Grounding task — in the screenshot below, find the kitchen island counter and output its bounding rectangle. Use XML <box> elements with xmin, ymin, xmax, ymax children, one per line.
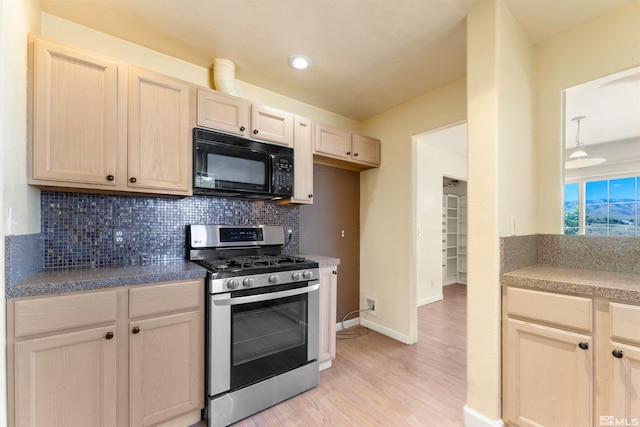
<box><xmin>6</xmin><ymin>261</ymin><xmax>207</xmax><ymax>298</ymax></box>
<box><xmin>502</xmin><ymin>264</ymin><xmax>640</xmax><ymax>303</ymax></box>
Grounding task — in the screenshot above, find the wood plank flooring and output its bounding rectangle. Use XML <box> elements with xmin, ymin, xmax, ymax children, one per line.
<box><xmin>233</xmin><ymin>283</ymin><xmax>467</xmax><ymax>426</ymax></box>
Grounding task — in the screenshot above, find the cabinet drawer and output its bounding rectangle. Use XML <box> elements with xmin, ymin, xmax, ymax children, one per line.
<box><xmin>610</xmin><ymin>302</ymin><xmax>640</xmax><ymax>344</ymax></box>
<box><xmin>14</xmin><ymin>290</ymin><xmax>117</xmax><ymax>337</ymax></box>
<box><xmin>129</xmin><ymin>280</ymin><xmax>202</xmax><ymax>318</ymax></box>
<box><xmin>507</xmin><ymin>287</ymin><xmax>592</xmax><ymax>332</ymax></box>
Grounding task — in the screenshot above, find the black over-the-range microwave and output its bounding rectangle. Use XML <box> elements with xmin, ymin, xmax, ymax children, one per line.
<box><xmin>193</xmin><ymin>127</ymin><xmax>294</xmax><ymax>200</ymax></box>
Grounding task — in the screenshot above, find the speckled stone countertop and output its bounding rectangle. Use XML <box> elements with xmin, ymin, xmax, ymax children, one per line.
<box><xmin>7</xmin><ymin>261</ymin><xmax>207</xmax><ymax>299</ymax></box>
<box><xmin>502</xmin><ymin>265</ymin><xmax>640</xmax><ymax>303</ymax></box>
<box><xmin>300</xmin><ymin>254</ymin><xmax>341</xmax><ymax>268</ymax></box>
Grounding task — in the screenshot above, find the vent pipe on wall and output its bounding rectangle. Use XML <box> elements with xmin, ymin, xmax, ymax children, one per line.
<box><xmin>212</xmin><ymin>58</ymin><xmax>241</xmax><ymax>97</ymax></box>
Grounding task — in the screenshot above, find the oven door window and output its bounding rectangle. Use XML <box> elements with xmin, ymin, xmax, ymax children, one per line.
<box><xmin>230</xmin><ymin>289</ymin><xmax>309</xmax><ymax>390</ymax></box>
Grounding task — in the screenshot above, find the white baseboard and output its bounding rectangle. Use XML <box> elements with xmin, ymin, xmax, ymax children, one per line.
<box><xmin>360</xmin><ymin>318</ymin><xmax>411</xmax><ymax>344</ymax></box>
<box><xmin>417</xmin><ymin>294</ymin><xmax>443</xmax><ymax>307</ymax></box>
<box><xmin>463</xmin><ymin>405</ymin><xmax>504</xmax><ymax>427</ymax></box>
<box><xmin>336</xmin><ymin>316</ymin><xmax>360</xmax><ymax>332</ymax></box>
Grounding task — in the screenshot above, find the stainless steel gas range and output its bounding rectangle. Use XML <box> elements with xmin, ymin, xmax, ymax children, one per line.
<box><xmin>187</xmin><ymin>224</ymin><xmax>320</xmax><ymax>427</ymax></box>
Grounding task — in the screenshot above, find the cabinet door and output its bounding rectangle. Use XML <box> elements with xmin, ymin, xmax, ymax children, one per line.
<box><xmin>318</xmin><ymin>267</ymin><xmax>337</xmax><ymax>369</ymax></box>
<box><xmin>31</xmin><ymin>38</ymin><xmax>118</xmax><ymax>187</ymax></box>
<box><xmin>129</xmin><ymin>311</ymin><xmax>201</xmax><ymax>427</ymax></box>
<box><xmin>351</xmin><ymin>133</ymin><xmax>381</xmax><ymax>166</ymax></box>
<box><xmin>504</xmin><ymin>318</ymin><xmax>593</xmax><ymax>427</ymax></box>
<box><xmin>127</xmin><ymin>67</ymin><xmax>191</xmax><ymax>194</ymax></box>
<box><xmin>251</xmin><ymin>104</ymin><xmax>294</xmax><ymax>146</ymax></box>
<box><xmin>15</xmin><ymin>326</ymin><xmax>117</xmax><ymax>427</ymax></box>
<box><xmin>610</xmin><ymin>342</ymin><xmax>640</xmax><ymax>419</ymax></box>
<box><xmin>315</xmin><ymin>123</ymin><xmax>351</xmax><ymax>159</ymax></box>
<box><xmin>291</xmin><ymin>116</ymin><xmax>314</xmax><ymax>204</ymax></box>
<box><xmin>196</xmin><ymin>88</ymin><xmax>250</xmax><ymax>137</ymax></box>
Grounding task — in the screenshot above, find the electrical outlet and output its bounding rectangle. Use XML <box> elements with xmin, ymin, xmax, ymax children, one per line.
<box><xmin>364</xmin><ymin>296</ymin><xmax>377</xmax><ymax>317</ymax></box>
<box><xmin>113</xmin><ymin>229</ymin><xmax>126</xmax><ymax>245</ymax></box>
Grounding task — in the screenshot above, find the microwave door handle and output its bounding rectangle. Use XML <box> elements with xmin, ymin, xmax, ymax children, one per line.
<box><xmin>213</xmin><ymin>282</ymin><xmax>320</xmax><ymax>306</ymax></box>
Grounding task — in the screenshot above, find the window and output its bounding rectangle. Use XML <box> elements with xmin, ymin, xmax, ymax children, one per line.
<box><xmin>565</xmin><ymin>177</ymin><xmax>639</xmax><ymax>236</ymax></box>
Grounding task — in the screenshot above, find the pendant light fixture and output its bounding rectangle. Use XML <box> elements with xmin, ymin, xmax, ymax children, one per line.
<box><xmin>565</xmin><ymin>116</ymin><xmax>606</xmax><ymax>169</ymax></box>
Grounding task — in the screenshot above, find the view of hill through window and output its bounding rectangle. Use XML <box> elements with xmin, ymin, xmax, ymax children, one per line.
<box><xmin>564</xmin><ymin>177</ymin><xmax>639</xmax><ymax>236</ymax></box>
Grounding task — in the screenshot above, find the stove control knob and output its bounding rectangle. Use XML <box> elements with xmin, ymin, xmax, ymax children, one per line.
<box><xmin>227</xmin><ymin>279</ymin><xmax>240</xmax><ymax>290</ymax></box>
<box><xmin>291</xmin><ymin>272</ymin><xmax>302</xmax><ymax>281</ymax></box>
<box><xmin>269</xmin><ymin>275</ymin><xmax>279</xmax><ymax>285</ymax></box>
<box><xmin>242</xmin><ymin>278</ymin><xmax>254</xmax><ymax>288</ymax></box>
<box><xmin>303</xmin><ymin>271</ymin><xmax>313</xmax><ymax>280</ymax></box>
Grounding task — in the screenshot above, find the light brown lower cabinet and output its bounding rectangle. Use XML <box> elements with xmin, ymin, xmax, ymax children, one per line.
<box><xmin>8</xmin><ymin>279</ymin><xmax>204</xmax><ymax>427</ymax></box>
<box><xmin>503</xmin><ymin>286</ymin><xmax>640</xmax><ymax>427</ymax></box>
<box><xmin>318</xmin><ymin>266</ymin><xmax>337</xmax><ymax>370</ymax></box>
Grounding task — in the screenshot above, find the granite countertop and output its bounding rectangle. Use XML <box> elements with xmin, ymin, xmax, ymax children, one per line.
<box><xmin>7</xmin><ymin>261</ymin><xmax>208</xmax><ymax>299</ymax></box>
<box><xmin>300</xmin><ymin>254</ymin><xmax>341</xmax><ymax>268</ymax></box>
<box><xmin>502</xmin><ymin>264</ymin><xmax>640</xmax><ymax>303</ymax></box>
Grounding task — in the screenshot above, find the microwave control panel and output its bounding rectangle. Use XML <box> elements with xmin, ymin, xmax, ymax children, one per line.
<box><xmin>273</xmin><ymin>157</ymin><xmax>293</xmax><ymax>195</ymax></box>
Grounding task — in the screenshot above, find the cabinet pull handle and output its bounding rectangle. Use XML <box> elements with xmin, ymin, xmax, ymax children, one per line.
<box><xmin>132</xmin><ymin>326</ymin><xmax>140</xmax><ymax>334</ymax></box>
<box><xmin>130</xmin><ymin>177</ymin><xmax>137</xmax><ymax>183</ymax></box>
<box><xmin>578</xmin><ymin>342</ymin><xmax>589</xmax><ymax>350</ymax></box>
<box><xmin>106</xmin><ymin>175</ymin><xmax>115</xmax><ymax>181</ymax></box>
<box><xmin>240</xmin><ymin>126</ymin><xmax>246</xmax><ymax>132</ymax></box>
<box><xmin>105</xmin><ymin>331</ymin><xmax>114</xmax><ymax>340</ymax></box>
<box><xmin>612</xmin><ymin>349</ymin><xmax>624</xmax><ymax>358</ymax></box>
<box><xmin>253</xmin><ymin>129</ymin><xmax>259</xmax><ymax>135</ymax></box>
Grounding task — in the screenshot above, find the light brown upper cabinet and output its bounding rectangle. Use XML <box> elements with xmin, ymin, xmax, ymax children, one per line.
<box><xmin>196</xmin><ymin>88</ymin><xmax>294</xmax><ymax>146</ymax></box>
<box><xmin>28</xmin><ymin>37</ymin><xmax>192</xmax><ymax>196</ymax></box>
<box><xmin>29</xmin><ymin>37</ymin><xmax>119</xmax><ymax>188</ymax></box>
<box><xmin>291</xmin><ymin>116</ymin><xmax>314</xmax><ymax>204</ymax></box>
<box><xmin>127</xmin><ymin>67</ymin><xmax>191</xmax><ymax>194</ymax></box>
<box><xmin>196</xmin><ymin>88</ymin><xmax>250</xmax><ymax>137</ymax></box>
<box><xmin>314</xmin><ymin>123</ymin><xmax>381</xmax><ymax>170</ymax></box>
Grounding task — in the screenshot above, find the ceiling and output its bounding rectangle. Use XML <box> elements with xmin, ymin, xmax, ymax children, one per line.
<box><xmin>38</xmin><ymin>0</ymin><xmax>637</xmax><ymax>121</ymax></box>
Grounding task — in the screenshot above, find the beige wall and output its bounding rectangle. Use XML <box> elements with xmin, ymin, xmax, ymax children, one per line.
<box><xmin>535</xmin><ymin>1</ymin><xmax>640</xmax><ymax>233</ymax></box>
<box><xmin>360</xmin><ymin>79</ymin><xmax>467</xmax><ymax>343</ymax></box>
<box><xmin>1</xmin><ymin>0</ymin><xmax>42</xmax><ymax>423</ymax></box>
<box><xmin>466</xmin><ymin>0</ymin><xmax>536</xmax><ymax>423</ymax></box>
<box><xmin>42</xmin><ymin>14</ymin><xmax>362</xmax><ymax>135</ymax></box>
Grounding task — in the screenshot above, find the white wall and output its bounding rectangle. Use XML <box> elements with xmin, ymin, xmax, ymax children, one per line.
<box><xmin>465</xmin><ymin>1</ymin><xmax>536</xmax><ymax>425</ymax></box>
<box><xmin>414</xmin><ymin>122</ymin><xmax>467</xmax><ymax>306</ymax></box>
<box><xmin>1</xmin><ymin>0</ymin><xmax>42</xmax><ymax>423</ymax></box>
<box><xmin>535</xmin><ymin>1</ymin><xmax>640</xmax><ymax>233</ymax></box>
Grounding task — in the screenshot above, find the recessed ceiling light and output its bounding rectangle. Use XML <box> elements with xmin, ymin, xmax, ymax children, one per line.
<box><xmin>288</xmin><ymin>55</ymin><xmax>312</xmax><ymax>70</ymax></box>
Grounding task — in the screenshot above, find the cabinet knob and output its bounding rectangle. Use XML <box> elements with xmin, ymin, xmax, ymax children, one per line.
<box><xmin>612</xmin><ymin>349</ymin><xmax>624</xmax><ymax>359</ymax></box>
<box><xmin>354</xmin><ymin>153</ymin><xmax>359</xmax><ymax>157</ymax></box>
<box><xmin>106</xmin><ymin>175</ymin><xmax>115</xmax><ymax>181</ymax></box>
<box><xmin>578</xmin><ymin>342</ymin><xmax>589</xmax><ymax>350</ymax></box>
<box><xmin>240</xmin><ymin>126</ymin><xmax>246</xmax><ymax>132</ymax></box>
<box><xmin>132</xmin><ymin>326</ymin><xmax>140</xmax><ymax>334</ymax></box>
<box><xmin>308</xmin><ymin>194</ymin><xmax>313</xmax><ymax>198</ymax></box>
<box><xmin>130</xmin><ymin>177</ymin><xmax>137</xmax><ymax>183</ymax></box>
<box><xmin>346</xmin><ymin>151</ymin><xmax>351</xmax><ymax>155</ymax></box>
<box><xmin>105</xmin><ymin>331</ymin><xmax>114</xmax><ymax>340</ymax></box>
<box><xmin>333</xmin><ymin>270</ymin><xmax>337</xmax><ymax>275</ymax></box>
<box><xmin>253</xmin><ymin>129</ymin><xmax>259</xmax><ymax>135</ymax></box>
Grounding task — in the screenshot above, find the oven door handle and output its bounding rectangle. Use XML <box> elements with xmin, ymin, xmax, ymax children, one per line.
<box><xmin>213</xmin><ymin>282</ymin><xmax>320</xmax><ymax>306</ymax></box>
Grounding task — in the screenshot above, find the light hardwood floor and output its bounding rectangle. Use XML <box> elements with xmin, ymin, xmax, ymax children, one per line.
<box><xmin>233</xmin><ymin>283</ymin><xmax>467</xmax><ymax>426</ymax></box>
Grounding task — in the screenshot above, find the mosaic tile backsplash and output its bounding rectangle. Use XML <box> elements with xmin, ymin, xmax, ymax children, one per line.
<box><xmin>41</xmin><ymin>192</ymin><xmax>299</xmax><ymax>269</ymax></box>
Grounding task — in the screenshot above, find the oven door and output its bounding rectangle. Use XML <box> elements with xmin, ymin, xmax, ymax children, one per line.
<box><xmin>208</xmin><ymin>281</ymin><xmax>320</xmax><ymax>396</ymax></box>
<box><xmin>194</xmin><ymin>139</ymin><xmax>272</xmax><ymax>195</ymax></box>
